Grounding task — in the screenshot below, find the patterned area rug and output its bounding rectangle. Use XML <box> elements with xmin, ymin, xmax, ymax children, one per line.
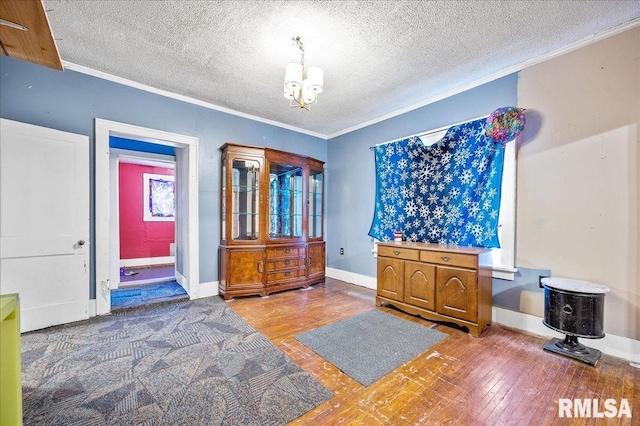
<box><xmin>295</xmin><ymin>310</ymin><xmax>447</xmax><ymax>386</ymax></box>
<box><xmin>22</xmin><ymin>297</ymin><xmax>332</xmax><ymax>425</ymax></box>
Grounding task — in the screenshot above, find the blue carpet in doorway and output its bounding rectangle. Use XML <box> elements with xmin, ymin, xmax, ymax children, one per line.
<box><xmin>111</xmin><ymin>281</ymin><xmax>188</xmax><ymax>310</ymax></box>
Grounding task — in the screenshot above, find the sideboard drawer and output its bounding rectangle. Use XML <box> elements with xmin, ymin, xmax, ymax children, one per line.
<box><xmin>266</xmin><ymin>258</ymin><xmax>304</xmax><ymax>271</ymax></box>
<box><xmin>266</xmin><ymin>268</ymin><xmax>305</xmax><ymax>283</ymax></box>
<box><xmin>420</xmin><ymin>251</ymin><xmax>476</xmax><ymax>269</ymax></box>
<box><xmin>378</xmin><ymin>246</ymin><xmax>419</xmax><ymax>261</ymax></box>
<box><xmin>267</xmin><ymin>246</ymin><xmax>305</xmax><ymax>259</ymax></box>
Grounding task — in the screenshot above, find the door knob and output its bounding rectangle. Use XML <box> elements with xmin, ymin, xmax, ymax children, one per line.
<box><xmin>77</xmin><ymin>240</ymin><xmax>86</xmax><ymax>246</ymax></box>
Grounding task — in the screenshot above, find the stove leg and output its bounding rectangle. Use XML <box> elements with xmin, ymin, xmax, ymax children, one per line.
<box><xmin>543</xmin><ymin>335</ymin><xmax>602</xmax><ymax>366</ymax></box>
<box><xmin>557</xmin><ymin>335</ymin><xmax>590</xmax><ymax>354</ymax></box>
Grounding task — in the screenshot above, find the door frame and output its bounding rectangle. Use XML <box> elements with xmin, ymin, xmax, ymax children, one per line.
<box><xmin>95</xmin><ymin>119</ymin><xmax>199</xmax><ymax>315</ymax></box>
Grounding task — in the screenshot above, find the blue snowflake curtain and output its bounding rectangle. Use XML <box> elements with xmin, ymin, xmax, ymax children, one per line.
<box><xmin>368</xmin><ymin>118</ymin><xmax>505</xmax><ymax>248</ymax></box>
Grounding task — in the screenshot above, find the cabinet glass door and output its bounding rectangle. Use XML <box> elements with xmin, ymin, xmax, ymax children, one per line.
<box><xmin>231</xmin><ymin>158</ymin><xmax>260</xmax><ymax>241</ymax></box>
<box><xmin>308</xmin><ymin>168</ymin><xmax>323</xmax><ymax>239</ymax></box>
<box><xmin>269</xmin><ymin>163</ymin><xmax>303</xmax><ymax>239</ymax></box>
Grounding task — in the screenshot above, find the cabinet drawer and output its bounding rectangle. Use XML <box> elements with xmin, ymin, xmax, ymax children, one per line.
<box><xmin>267</xmin><ymin>247</ymin><xmax>305</xmax><ymax>259</ymax></box>
<box><xmin>378</xmin><ymin>246</ymin><xmax>419</xmax><ymax>261</ymax></box>
<box><xmin>266</xmin><ymin>268</ymin><xmax>305</xmax><ymax>283</ymax></box>
<box><xmin>266</xmin><ymin>258</ymin><xmax>304</xmax><ymax>271</ymax></box>
<box><xmin>420</xmin><ymin>251</ymin><xmax>476</xmax><ymax>269</ymax></box>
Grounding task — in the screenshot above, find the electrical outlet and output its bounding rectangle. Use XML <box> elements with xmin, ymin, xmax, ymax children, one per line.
<box><xmin>340</xmin><ymin>248</ymin><xmax>344</xmax><ymax>255</ymax></box>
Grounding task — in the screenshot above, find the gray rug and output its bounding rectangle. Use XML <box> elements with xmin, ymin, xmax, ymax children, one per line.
<box><xmin>295</xmin><ymin>310</ymin><xmax>447</xmax><ymax>386</ymax></box>
<box><xmin>22</xmin><ymin>297</ymin><xmax>332</xmax><ymax>425</ymax></box>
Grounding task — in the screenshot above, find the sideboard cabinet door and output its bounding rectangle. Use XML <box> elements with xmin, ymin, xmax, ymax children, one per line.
<box><xmin>377</xmin><ymin>257</ymin><xmax>404</xmax><ymax>302</ymax></box>
<box><xmin>404</xmin><ymin>261</ymin><xmax>436</xmax><ymax>311</ymax></box>
<box><xmin>436</xmin><ymin>266</ymin><xmax>477</xmax><ymax>323</ymax></box>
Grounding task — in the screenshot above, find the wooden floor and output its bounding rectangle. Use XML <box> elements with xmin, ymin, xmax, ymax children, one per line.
<box><xmin>226</xmin><ymin>278</ymin><xmax>638</xmax><ymax>425</ymax></box>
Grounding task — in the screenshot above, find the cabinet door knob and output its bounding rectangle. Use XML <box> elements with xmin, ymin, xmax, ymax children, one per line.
<box><xmin>284</xmin><ymin>248</ymin><xmax>292</xmax><ymax>254</ymax></box>
<box><xmin>393</xmin><ymin>250</ymin><xmax>400</xmax><ymax>255</ymax></box>
<box><xmin>284</xmin><ymin>259</ymin><xmax>291</xmax><ymax>265</ymax></box>
<box><xmin>308</xmin><ymin>257</ymin><xmax>311</xmax><ymax>266</ymax></box>
<box><xmin>284</xmin><ymin>271</ymin><xmax>291</xmax><ymax>276</ymax></box>
<box><xmin>441</xmin><ymin>256</ymin><xmax>451</xmax><ymax>262</ymax></box>
<box><xmin>258</xmin><ymin>261</ymin><xmax>264</xmax><ymax>273</ymax></box>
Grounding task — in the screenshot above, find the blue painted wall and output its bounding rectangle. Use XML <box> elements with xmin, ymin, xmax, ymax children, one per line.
<box><xmin>326</xmin><ymin>74</ymin><xmax>519</xmax><ymax>278</ymax></box>
<box><xmin>0</xmin><ymin>53</ymin><xmax>517</xmax><ymax>300</ymax></box>
<box><xmin>0</xmin><ymin>55</ymin><xmax>326</xmax><ymax>298</ymax></box>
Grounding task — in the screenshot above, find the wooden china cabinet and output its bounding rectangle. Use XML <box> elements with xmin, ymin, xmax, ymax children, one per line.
<box><xmin>218</xmin><ymin>143</ymin><xmax>325</xmax><ymax>299</ymax></box>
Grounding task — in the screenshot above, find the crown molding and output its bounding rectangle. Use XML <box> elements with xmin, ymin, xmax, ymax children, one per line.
<box><xmin>327</xmin><ymin>18</ymin><xmax>640</xmax><ymax>139</ymax></box>
<box><xmin>62</xmin><ymin>17</ymin><xmax>639</xmax><ymax>142</ymax></box>
<box><xmin>62</xmin><ymin>61</ymin><xmax>328</xmax><ymax>139</ymax></box>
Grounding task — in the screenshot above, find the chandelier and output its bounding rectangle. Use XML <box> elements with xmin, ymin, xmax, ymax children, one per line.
<box><xmin>283</xmin><ymin>36</ymin><xmax>323</xmax><ymax>110</ymax></box>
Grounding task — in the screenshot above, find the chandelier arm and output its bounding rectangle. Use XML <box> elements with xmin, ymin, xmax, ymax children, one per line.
<box><xmin>290</xmin><ymin>90</ymin><xmax>310</xmax><ymax>110</ymax></box>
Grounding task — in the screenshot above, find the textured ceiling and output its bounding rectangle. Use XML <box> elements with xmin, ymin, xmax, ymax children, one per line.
<box><xmin>42</xmin><ymin>1</ymin><xmax>640</xmax><ymax>138</ymax></box>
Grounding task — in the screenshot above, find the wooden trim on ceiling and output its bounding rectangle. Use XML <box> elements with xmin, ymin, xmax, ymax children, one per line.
<box><xmin>0</xmin><ymin>0</ymin><xmax>63</xmax><ymax>71</ymax></box>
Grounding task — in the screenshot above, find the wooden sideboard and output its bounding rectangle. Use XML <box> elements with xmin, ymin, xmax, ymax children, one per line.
<box><xmin>376</xmin><ymin>241</ymin><xmax>492</xmax><ymax>336</ymax></box>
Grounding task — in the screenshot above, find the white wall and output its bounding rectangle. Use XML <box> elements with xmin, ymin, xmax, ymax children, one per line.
<box><xmin>517</xmin><ymin>27</ymin><xmax>640</xmax><ymax>340</ymax></box>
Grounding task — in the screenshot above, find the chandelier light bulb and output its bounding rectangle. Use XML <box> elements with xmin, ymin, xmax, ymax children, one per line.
<box><xmin>284</xmin><ymin>62</ymin><xmax>302</xmax><ymax>91</ymax></box>
<box><xmin>306</xmin><ymin>67</ymin><xmax>323</xmax><ymax>94</ymax></box>
<box><xmin>302</xmin><ymin>79</ymin><xmax>316</xmax><ymax>104</ymax></box>
<box><xmin>283</xmin><ymin>85</ymin><xmax>294</xmax><ymax>100</ymax></box>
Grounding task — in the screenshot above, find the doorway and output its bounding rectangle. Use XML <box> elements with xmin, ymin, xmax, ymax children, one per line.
<box><xmin>95</xmin><ymin>119</ymin><xmax>199</xmax><ymax>316</ymax></box>
<box><xmin>110</xmin><ymin>148</ymin><xmax>187</xmax><ymax>310</ymax></box>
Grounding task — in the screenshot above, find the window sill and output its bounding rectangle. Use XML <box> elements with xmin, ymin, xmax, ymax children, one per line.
<box><xmin>492</xmin><ymin>265</ymin><xmax>517</xmax><ymax>281</ymax></box>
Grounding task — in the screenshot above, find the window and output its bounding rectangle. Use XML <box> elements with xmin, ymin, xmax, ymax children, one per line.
<box><xmin>372</xmin><ymin>124</ymin><xmax>517</xmax><ymax>280</ymax></box>
<box><xmin>491</xmin><ymin>140</ymin><xmax>516</xmax><ymax>280</ymax></box>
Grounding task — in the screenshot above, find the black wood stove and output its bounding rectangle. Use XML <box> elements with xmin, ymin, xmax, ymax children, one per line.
<box><xmin>541</xmin><ymin>277</ymin><xmax>610</xmax><ymax>366</ymax></box>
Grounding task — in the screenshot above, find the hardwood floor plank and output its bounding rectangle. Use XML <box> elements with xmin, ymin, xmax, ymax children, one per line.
<box><xmin>224</xmin><ymin>278</ymin><xmax>637</xmax><ymax>425</ymax></box>
<box><xmin>504</xmin><ymin>355</ymin><xmax>563</xmax><ymax>425</ymax></box>
<box><xmin>525</xmin><ymin>357</ymin><xmax>574</xmax><ymax>425</ymax></box>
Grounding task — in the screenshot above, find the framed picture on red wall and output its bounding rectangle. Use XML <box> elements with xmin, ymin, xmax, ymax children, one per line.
<box><xmin>143</xmin><ymin>173</ymin><xmax>175</xmax><ymax>221</ymax></box>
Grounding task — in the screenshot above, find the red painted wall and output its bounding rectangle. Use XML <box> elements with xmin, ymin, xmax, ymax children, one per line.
<box><xmin>119</xmin><ymin>163</ymin><xmax>175</xmax><ymax>259</ymax></box>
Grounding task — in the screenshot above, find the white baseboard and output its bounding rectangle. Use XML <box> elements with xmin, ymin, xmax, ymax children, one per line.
<box><xmin>327</xmin><ymin>268</ymin><xmax>640</xmax><ymax>364</ymax></box>
<box><xmin>175</xmin><ymin>270</ymin><xmax>186</xmax><ymax>288</ymax></box>
<box><xmin>198</xmin><ymin>281</ymin><xmax>219</xmax><ymax>299</ymax></box>
<box><xmin>176</xmin><ymin>273</ymin><xmax>218</xmax><ymax>299</ymax></box>
<box><xmin>492</xmin><ymin>307</ymin><xmax>640</xmax><ymax>364</ymax></box>
<box><xmin>120</xmin><ymin>256</ymin><xmax>175</xmax><ymax>268</ymax></box>
<box><xmin>326</xmin><ymin>267</ymin><xmax>377</xmax><ymax>290</ymax></box>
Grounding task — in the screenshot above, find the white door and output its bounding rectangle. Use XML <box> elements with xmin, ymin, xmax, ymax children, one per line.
<box><xmin>0</xmin><ymin>119</ymin><xmax>89</xmax><ymax>332</ymax></box>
